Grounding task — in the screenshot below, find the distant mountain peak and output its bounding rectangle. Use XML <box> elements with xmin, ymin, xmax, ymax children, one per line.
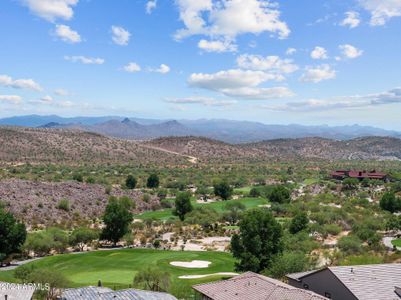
<box><xmin>122</xmin><ymin>117</ymin><xmax>131</xmax><ymax>124</ymax></box>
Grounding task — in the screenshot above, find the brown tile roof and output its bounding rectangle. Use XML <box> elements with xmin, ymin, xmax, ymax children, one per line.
<box><xmin>192</xmin><ymin>272</ymin><xmax>328</xmax><ymax>300</ymax></box>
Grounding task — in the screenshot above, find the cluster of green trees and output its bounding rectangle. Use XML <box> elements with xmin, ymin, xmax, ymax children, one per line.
<box><xmin>250</xmin><ymin>185</ymin><xmax>291</xmax><ymax>203</ymax></box>
<box><xmin>24</xmin><ymin>227</ymin><xmax>100</xmax><ymax>256</ymax></box>
<box><xmin>380</xmin><ymin>192</ymin><xmax>401</xmax><ymax>213</ymax></box>
<box><xmin>0</xmin><ymin>204</ymin><xmax>27</xmax><ymax>264</ymax></box>
<box><xmin>230</xmin><ymin>208</ymin><xmax>312</xmax><ymax>279</ymax></box>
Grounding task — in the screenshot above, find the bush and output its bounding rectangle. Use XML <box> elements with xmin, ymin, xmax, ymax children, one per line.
<box><xmin>337</xmin><ymin>235</ymin><xmax>362</xmax><ymax>255</ymax></box>
<box><xmin>126</xmin><ymin>175</ymin><xmax>137</xmax><ymax>189</ymax></box>
<box><xmin>289</xmin><ymin>212</ymin><xmax>309</xmax><ymax>234</ymax></box>
<box><xmin>57</xmin><ymin>199</ymin><xmax>70</xmax><ymax>211</ymax></box>
<box><xmin>264</xmin><ymin>251</ymin><xmax>310</xmax><ymax>279</ymax></box>
<box><xmin>269</xmin><ymin>185</ymin><xmax>291</xmax><ymax>204</ymax></box>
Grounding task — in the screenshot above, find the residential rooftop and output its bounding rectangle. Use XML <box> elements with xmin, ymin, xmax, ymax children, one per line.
<box><xmin>192</xmin><ymin>272</ymin><xmax>328</xmax><ymax>300</ymax></box>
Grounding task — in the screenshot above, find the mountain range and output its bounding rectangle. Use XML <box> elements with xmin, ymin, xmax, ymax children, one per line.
<box><xmin>1</xmin><ymin>115</ymin><xmax>400</xmax><ymax>143</ymax></box>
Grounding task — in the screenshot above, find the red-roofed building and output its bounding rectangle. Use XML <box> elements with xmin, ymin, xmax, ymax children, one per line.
<box><xmin>330</xmin><ymin>170</ymin><xmax>388</xmax><ymax>181</ymax></box>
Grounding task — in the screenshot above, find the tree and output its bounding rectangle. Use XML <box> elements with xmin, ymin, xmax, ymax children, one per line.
<box><xmin>265</xmin><ymin>251</ymin><xmax>309</xmax><ymax>279</ymax></box>
<box><xmin>126</xmin><ymin>175</ymin><xmax>137</xmax><ymax>189</ymax></box>
<box><xmin>222</xmin><ymin>202</ymin><xmax>246</xmax><ymax>224</ymax></box>
<box><xmin>231</xmin><ymin>208</ymin><xmax>283</xmax><ymax>272</ymax></box>
<box><xmin>133</xmin><ymin>266</ymin><xmax>171</xmax><ymax>292</ymax></box>
<box><xmin>185</xmin><ymin>207</ymin><xmax>219</xmax><ymax>229</ymax></box>
<box><xmin>101</xmin><ymin>197</ymin><xmax>133</xmax><ymax>245</ymax></box>
<box><xmin>0</xmin><ymin>206</ymin><xmax>27</xmax><ymax>263</ymax></box>
<box><xmin>342</xmin><ymin>178</ymin><xmax>359</xmax><ymax>190</ymax></box>
<box><xmin>289</xmin><ymin>212</ymin><xmax>309</xmax><ymax>234</ymax></box>
<box><xmin>269</xmin><ymin>185</ymin><xmax>291</xmax><ymax>203</ymax></box>
<box><xmin>147</xmin><ymin>174</ymin><xmax>160</xmax><ymax>188</ymax></box>
<box><xmin>28</xmin><ymin>268</ymin><xmax>70</xmax><ymax>300</ymax></box>
<box><xmin>70</xmin><ymin>227</ymin><xmax>99</xmax><ymax>251</ymax></box>
<box><xmin>380</xmin><ymin>192</ymin><xmax>401</xmax><ymax>213</ymax></box>
<box><xmin>173</xmin><ymin>192</ymin><xmax>193</xmax><ymax>221</ymax></box>
<box><xmin>214</xmin><ymin>180</ymin><xmax>233</xmax><ymax>200</ymax></box>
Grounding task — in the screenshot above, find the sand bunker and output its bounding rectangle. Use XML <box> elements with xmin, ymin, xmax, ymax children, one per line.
<box><xmin>170</xmin><ymin>260</ymin><xmax>211</xmax><ymax>268</ymax></box>
<box><xmin>179</xmin><ymin>272</ymin><xmax>239</xmax><ymax>279</ymax></box>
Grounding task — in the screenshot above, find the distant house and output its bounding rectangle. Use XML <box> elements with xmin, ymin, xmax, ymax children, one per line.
<box><xmin>330</xmin><ymin>170</ymin><xmax>388</xmax><ymax>181</ymax></box>
<box><xmin>192</xmin><ymin>272</ymin><xmax>328</xmax><ymax>300</ymax></box>
<box><xmin>286</xmin><ymin>263</ymin><xmax>401</xmax><ymax>300</ymax></box>
<box><xmin>0</xmin><ymin>282</ymin><xmax>35</xmax><ymax>300</ymax></box>
<box><xmin>59</xmin><ymin>286</ymin><xmax>177</xmax><ymax>300</ymax></box>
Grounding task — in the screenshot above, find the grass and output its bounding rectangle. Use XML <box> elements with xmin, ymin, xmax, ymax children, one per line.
<box><xmin>303</xmin><ymin>178</ymin><xmax>319</xmax><ymax>185</ymax></box>
<box><xmin>233</xmin><ymin>186</ymin><xmax>252</xmax><ymax>194</ymax></box>
<box><xmin>136</xmin><ymin>197</ymin><xmax>269</xmax><ymax>221</ymax></box>
<box><xmin>0</xmin><ymin>249</ymin><xmax>235</xmax><ymax>297</ymax></box>
<box><xmin>391</xmin><ymin>239</ymin><xmax>401</xmax><ymax>247</ymax></box>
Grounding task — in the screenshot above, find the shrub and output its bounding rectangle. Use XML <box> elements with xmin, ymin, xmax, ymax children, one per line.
<box><xmin>57</xmin><ymin>199</ymin><xmax>70</xmax><ymax>211</ymax></box>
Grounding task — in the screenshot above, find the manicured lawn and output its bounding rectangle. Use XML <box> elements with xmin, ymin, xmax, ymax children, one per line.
<box><xmin>136</xmin><ymin>197</ymin><xmax>269</xmax><ymax>221</ymax></box>
<box><xmin>0</xmin><ymin>249</ymin><xmax>235</xmax><ymax>297</ymax></box>
<box><xmin>234</xmin><ymin>186</ymin><xmax>252</xmax><ymax>194</ymax></box>
<box><xmin>391</xmin><ymin>239</ymin><xmax>401</xmax><ymax>247</ymax></box>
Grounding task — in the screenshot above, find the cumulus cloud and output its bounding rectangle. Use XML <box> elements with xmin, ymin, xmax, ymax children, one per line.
<box><xmin>236</xmin><ymin>54</ymin><xmax>298</xmax><ymax>74</ymax></box>
<box><xmin>0</xmin><ymin>95</ymin><xmax>22</xmax><ymax>104</ymax></box>
<box><xmin>359</xmin><ymin>0</ymin><xmax>401</xmax><ymax>26</ymax></box>
<box><xmin>340</xmin><ymin>11</ymin><xmax>361</xmax><ymax>28</ymax></box>
<box><xmin>300</xmin><ymin>64</ymin><xmax>336</xmax><ymax>83</ymax></box>
<box><xmin>0</xmin><ymin>74</ymin><xmax>43</xmax><ymax>91</ymax></box>
<box><xmin>111</xmin><ymin>26</ymin><xmax>130</xmax><ymax>46</ymax></box>
<box><xmin>198</xmin><ymin>39</ymin><xmax>237</xmax><ymax>53</ymax></box>
<box><xmin>54</xmin><ymin>24</ymin><xmax>81</xmax><ymax>43</ymax></box>
<box><xmin>146</xmin><ymin>0</ymin><xmax>157</xmax><ymax>14</ymax></box>
<box><xmin>263</xmin><ymin>87</ymin><xmax>401</xmax><ymax>112</ymax></box>
<box><xmin>22</xmin><ymin>0</ymin><xmax>78</xmax><ymax>22</ymax></box>
<box><xmin>310</xmin><ymin>46</ymin><xmax>328</xmax><ymax>60</ymax></box>
<box><xmin>54</xmin><ymin>88</ymin><xmax>70</xmax><ymax>96</ymax></box>
<box><xmin>339</xmin><ymin>44</ymin><xmax>363</xmax><ymax>59</ymax></box>
<box><xmin>150</xmin><ymin>64</ymin><xmax>171</xmax><ymax>74</ymax></box>
<box><xmin>165</xmin><ymin>96</ymin><xmax>237</xmax><ymax>107</ymax></box>
<box><xmin>29</xmin><ymin>95</ymin><xmax>54</xmax><ymax>104</ymax></box>
<box><xmin>175</xmin><ymin>0</ymin><xmax>290</xmax><ymax>49</ymax></box>
<box><xmin>123</xmin><ymin>62</ymin><xmax>141</xmax><ymax>73</ymax></box>
<box><xmin>188</xmin><ymin>69</ymin><xmax>294</xmax><ymax>99</ymax></box>
<box><xmin>64</xmin><ymin>55</ymin><xmax>105</xmax><ymax>64</ymax></box>
<box><xmin>286</xmin><ymin>48</ymin><xmax>296</xmax><ymax>55</ymax></box>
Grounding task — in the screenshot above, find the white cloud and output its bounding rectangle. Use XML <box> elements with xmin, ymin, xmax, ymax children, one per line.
<box><xmin>300</xmin><ymin>64</ymin><xmax>336</xmax><ymax>83</ymax></box>
<box><xmin>55</xmin><ymin>24</ymin><xmax>81</xmax><ymax>43</ymax></box>
<box><xmin>286</xmin><ymin>48</ymin><xmax>296</xmax><ymax>55</ymax></box>
<box><xmin>22</xmin><ymin>0</ymin><xmax>78</xmax><ymax>22</ymax></box>
<box><xmin>111</xmin><ymin>26</ymin><xmax>130</xmax><ymax>46</ymax></box>
<box><xmin>54</xmin><ymin>88</ymin><xmax>70</xmax><ymax>96</ymax></box>
<box><xmin>64</xmin><ymin>55</ymin><xmax>105</xmax><ymax>64</ymax></box>
<box><xmin>236</xmin><ymin>54</ymin><xmax>298</xmax><ymax>74</ymax></box>
<box><xmin>198</xmin><ymin>39</ymin><xmax>237</xmax><ymax>53</ymax></box>
<box><xmin>0</xmin><ymin>95</ymin><xmax>22</xmax><ymax>104</ymax></box>
<box><xmin>146</xmin><ymin>0</ymin><xmax>157</xmax><ymax>14</ymax></box>
<box><xmin>359</xmin><ymin>0</ymin><xmax>401</xmax><ymax>26</ymax></box>
<box><xmin>188</xmin><ymin>69</ymin><xmax>294</xmax><ymax>100</ymax></box>
<box><xmin>123</xmin><ymin>62</ymin><xmax>141</xmax><ymax>73</ymax></box>
<box><xmin>310</xmin><ymin>46</ymin><xmax>328</xmax><ymax>60</ymax></box>
<box><xmin>263</xmin><ymin>87</ymin><xmax>401</xmax><ymax>112</ymax></box>
<box><xmin>0</xmin><ymin>74</ymin><xmax>43</xmax><ymax>91</ymax></box>
<box><xmin>165</xmin><ymin>96</ymin><xmax>237</xmax><ymax>107</ymax></box>
<box><xmin>340</xmin><ymin>11</ymin><xmax>361</xmax><ymax>28</ymax></box>
<box><xmin>151</xmin><ymin>64</ymin><xmax>171</xmax><ymax>74</ymax></box>
<box><xmin>339</xmin><ymin>44</ymin><xmax>363</xmax><ymax>59</ymax></box>
<box><xmin>175</xmin><ymin>0</ymin><xmax>290</xmax><ymax>43</ymax></box>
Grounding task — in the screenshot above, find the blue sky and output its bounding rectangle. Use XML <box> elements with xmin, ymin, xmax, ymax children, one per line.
<box><xmin>1</xmin><ymin>0</ymin><xmax>401</xmax><ymax>129</ymax></box>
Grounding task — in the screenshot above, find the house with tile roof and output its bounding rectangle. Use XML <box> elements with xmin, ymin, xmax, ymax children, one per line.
<box><xmin>192</xmin><ymin>272</ymin><xmax>328</xmax><ymax>300</ymax></box>
<box><xmin>0</xmin><ymin>282</ymin><xmax>35</xmax><ymax>300</ymax></box>
<box><xmin>286</xmin><ymin>263</ymin><xmax>401</xmax><ymax>300</ymax></box>
<box><xmin>59</xmin><ymin>286</ymin><xmax>177</xmax><ymax>300</ymax></box>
